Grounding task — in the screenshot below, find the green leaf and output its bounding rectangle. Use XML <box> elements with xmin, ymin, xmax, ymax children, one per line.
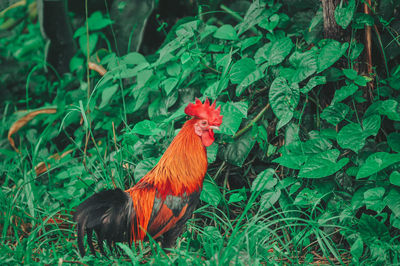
<box><xmin>334</xmin><ymin>0</ymin><xmax>356</xmax><ymax>29</ymax></box>
<box><xmin>269</xmin><ymin>77</ymin><xmax>300</xmax><ymax>130</ymax></box>
<box><xmin>332</xmin><ymin>83</ymin><xmax>358</xmax><ymax>103</ymax></box>
<box><xmin>207</xmin><ymin>143</ymin><xmax>218</xmax><ymax>163</ymax></box>
<box><xmin>342</xmin><ymin>68</ymin><xmax>358</xmax><ymax>80</ymax></box>
<box><xmin>228</xmin><ymin>193</ymin><xmax>246</xmax><ymax>204</ymax></box>
<box><xmin>358</xmin><ymin>214</ymin><xmax>390</xmax><ymax>243</ymax></box>
<box><xmin>320</xmin><ymin>103</ymin><xmax>350</xmax><ymax>125</ymax></box>
<box><xmin>357</xmin><ymin>152</ymin><xmax>400</xmax><ymax>179</ymax></box>
<box><xmin>337</xmin><ymin>123</ymin><xmax>364</xmax><ymax>153</ymax></box>
<box><xmin>388</xmin><ymin>133</ymin><xmax>400</xmax><ymax>152</ymax></box>
<box><xmin>273</xmin><ymin>152</ymin><xmax>308</xmax><ymax>170</ymax></box>
<box><xmin>123</xmin><ymin>52</ymin><xmax>147</xmax><ymax>65</ymax></box>
<box><xmin>132</xmin><ymin>120</ymin><xmax>164</xmax><ymax>136</ymax></box>
<box><xmin>255</xmin><ymin>37</ymin><xmax>293</xmax><ymax>66</ymax></box>
<box><xmin>78</xmin><ymin>34</ymin><xmax>99</xmax><ymax>56</ymax></box>
<box><xmin>161</xmin><ymin>77</ymin><xmax>178</xmax><ymax>95</ymax></box>
<box><xmin>349</xmin><ymin>42</ymin><xmax>364</xmax><ymax>60</ymax></box>
<box><xmin>298</xmin><ymin>149</ymin><xmax>349</xmax><ymax>178</ymax></box>
<box><xmin>294</xmin><ymin>188</ymin><xmax>322</xmax><ymax>206</ymax></box>
<box><xmin>221</xmin><ymin>131</ymin><xmax>255</xmax><ymax>167</ymax></box>
<box><xmin>99</xmin><ymin>84</ymin><xmax>119</xmax><ymax>109</ymax></box>
<box><xmin>87</xmin><ymin>11</ymin><xmax>114</xmax><ymax>31</ymax></box>
<box><xmin>166</xmin><ymin>62</ymin><xmax>181</xmax><ymax>76</ymax></box>
<box><xmin>364</xmin><ymin>187</ymin><xmax>386</xmax><ymax>212</ymax></box>
<box><xmin>260</xmin><ymin>189</ymin><xmax>281</xmax><ymax>211</ymax></box>
<box><xmin>385</xmin><ymin>188</ymin><xmax>400</xmax><ymax>217</ymax></box>
<box><xmin>230</xmin><ymin>58</ymin><xmax>257</xmax><ymax>84</ymax></box>
<box><xmin>251</xmin><ymin>168</ymin><xmax>277</xmax><ymax>192</ymax></box>
<box><xmin>301</xmin><ymin>76</ymin><xmax>326</xmax><ymax>94</ymax></box>
<box><xmin>213</xmin><ymin>24</ymin><xmax>238</xmax><ymax>40</ymax></box>
<box><xmin>240</xmin><ymin>35</ymin><xmax>262</xmax><ymax>51</ymax></box>
<box><xmin>337</xmin><ymin>115</ymin><xmax>380</xmax><ymax>153</ymax></box>
<box><xmin>379</xmin><ymin>100</ymin><xmax>400</xmax><ymax>121</ymax></box>
<box><xmin>317</xmin><ymin>40</ymin><xmax>348</xmax><ymax>73</ymax></box>
<box><xmin>354</xmin><ymin>75</ymin><xmax>370</xmax><ymax>86</ymax></box>
<box><xmin>287</xmin><ymin>50</ymin><xmax>317</xmax><ymax>83</ymax></box>
<box><xmin>259</xmin><ymin>14</ymin><xmax>280</xmax><ymax>32</ymax></box>
<box><xmin>389</xmin><ymin>171</ymin><xmax>400</xmax><ymax>186</ymax></box>
<box><xmin>236</xmin><ymin>69</ymin><xmax>264</xmax><ymax>96</ymax></box>
<box><xmin>350</xmin><ymin>237</ymin><xmax>364</xmax><ymax>261</ymax></box>
<box><xmin>353</xmin><ymin>13</ymin><xmax>374</xmax><ymax>29</ymax></box>
<box><xmin>56</xmin><ymin>166</ymin><xmax>85</xmax><ymax>180</ymax></box>
<box><xmin>362</xmin><ymin>114</ymin><xmax>380</xmax><ymax>137</ymax></box>
<box><xmin>200</xmin><ymin>178</ymin><xmax>222</xmax><ymax>207</ymax></box>
<box><xmin>219</xmin><ymin>101</ymin><xmax>248</xmax><ymax>135</ymax></box>
<box><xmin>134</xmin><ymin>157</ymin><xmax>159</xmax><ymax>182</ymax></box>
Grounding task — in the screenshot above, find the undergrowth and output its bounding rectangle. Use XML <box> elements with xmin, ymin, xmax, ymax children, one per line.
<box><xmin>1</xmin><ymin>0</ymin><xmax>400</xmax><ymax>264</ymax></box>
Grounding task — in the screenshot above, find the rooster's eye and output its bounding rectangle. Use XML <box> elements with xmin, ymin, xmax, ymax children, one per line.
<box><xmin>201</xmin><ymin>121</ymin><xmax>207</xmax><ymax>126</ymax></box>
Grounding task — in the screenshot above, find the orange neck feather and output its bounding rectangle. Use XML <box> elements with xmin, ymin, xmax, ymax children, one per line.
<box><xmin>138</xmin><ymin>118</ymin><xmax>208</xmax><ymax>198</ymax></box>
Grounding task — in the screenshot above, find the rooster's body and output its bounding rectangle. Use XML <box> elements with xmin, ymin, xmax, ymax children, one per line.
<box><xmin>74</xmin><ymin>99</ymin><xmax>222</xmax><ymax>256</ymax></box>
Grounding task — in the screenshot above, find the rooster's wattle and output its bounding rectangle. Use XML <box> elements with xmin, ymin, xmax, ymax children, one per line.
<box><xmin>74</xmin><ymin>98</ymin><xmax>223</xmax><ymax>256</ymax></box>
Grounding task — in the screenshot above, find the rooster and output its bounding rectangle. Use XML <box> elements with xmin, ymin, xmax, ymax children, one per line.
<box><xmin>74</xmin><ymin>98</ymin><xmax>223</xmax><ymax>256</ymax></box>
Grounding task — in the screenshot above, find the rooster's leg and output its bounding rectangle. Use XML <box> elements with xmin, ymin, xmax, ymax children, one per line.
<box><xmin>87</xmin><ymin>228</ymin><xmax>96</xmax><ymax>256</ymax></box>
<box><xmin>95</xmin><ymin>230</ymin><xmax>108</xmax><ymax>257</ymax></box>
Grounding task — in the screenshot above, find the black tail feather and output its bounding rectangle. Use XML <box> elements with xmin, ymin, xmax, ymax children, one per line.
<box><xmin>73</xmin><ymin>188</ymin><xmax>134</xmax><ymax>257</ymax></box>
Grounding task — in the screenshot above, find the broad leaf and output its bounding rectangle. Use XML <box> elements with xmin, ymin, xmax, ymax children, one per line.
<box><xmin>123</xmin><ymin>52</ymin><xmax>147</xmax><ymax>65</ymax></box>
<box><xmin>200</xmin><ymin>178</ymin><xmax>222</xmax><ymax>207</ymax></box>
<box><xmin>260</xmin><ymin>189</ymin><xmax>281</xmax><ymax>211</ymax></box>
<box><xmin>219</xmin><ymin>101</ymin><xmax>248</xmax><ymax>135</ymax></box>
<box><xmin>87</xmin><ymin>11</ymin><xmax>114</xmax><ymax>31</ymax></box>
<box><xmin>236</xmin><ymin>68</ymin><xmax>264</xmax><ymax>96</ymax></box>
<box><xmin>301</xmin><ymin>76</ymin><xmax>326</xmax><ymax>94</ymax></box>
<box><xmin>287</xmin><ymin>49</ymin><xmax>317</xmax><ymax>83</ymax></box>
<box><xmin>134</xmin><ymin>157</ymin><xmax>159</xmax><ymax>181</ymax></box>
<box><xmin>362</xmin><ymin>114</ymin><xmax>380</xmax><ymax>137</ymax></box>
<box><xmin>379</xmin><ymin>100</ymin><xmax>400</xmax><ymax>121</ymax></box>
<box><xmin>161</xmin><ymin>77</ymin><xmax>178</xmax><ymax>95</ymax></box>
<box><xmin>220</xmin><ymin>131</ymin><xmax>255</xmax><ymax>167</ymax></box>
<box><xmin>299</xmin><ymin>149</ymin><xmax>349</xmax><ymax>178</ymax></box>
<box><xmin>320</xmin><ymin>103</ymin><xmax>350</xmax><ymax>125</ymax></box>
<box><xmin>332</xmin><ymin>83</ymin><xmax>358</xmax><ymax>103</ymax></box>
<box><xmin>251</xmin><ymin>168</ymin><xmax>277</xmax><ymax>192</ymax></box>
<box><xmin>337</xmin><ymin>123</ymin><xmax>364</xmax><ymax>153</ymax></box>
<box><xmin>255</xmin><ymin>37</ymin><xmax>293</xmax><ymax>66</ymax></box>
<box><xmin>78</xmin><ymin>34</ymin><xmax>99</xmax><ymax>56</ymax></box>
<box><xmin>269</xmin><ymin>77</ymin><xmax>300</xmax><ymax>130</ymax></box>
<box><xmin>334</xmin><ymin>0</ymin><xmax>356</xmax><ymax>29</ymax></box>
<box><xmin>317</xmin><ymin>40</ymin><xmax>348</xmax><ymax>73</ymax></box>
<box><xmin>364</xmin><ymin>187</ymin><xmax>386</xmax><ymax>212</ymax></box>
<box><xmin>388</xmin><ymin>133</ymin><xmax>400</xmax><ymax>152</ymax></box>
<box><xmin>207</xmin><ymin>143</ymin><xmax>218</xmax><ymax>163</ymax></box>
<box><xmin>273</xmin><ymin>152</ymin><xmax>308</xmax><ymax>170</ymax></box>
<box><xmin>230</xmin><ymin>58</ymin><xmax>257</xmax><ymax>84</ymax></box>
<box><xmin>390</xmin><ymin>171</ymin><xmax>400</xmax><ymax>186</ymax></box>
<box><xmin>132</xmin><ymin>120</ymin><xmax>164</xmax><ymax>136</ymax></box>
<box><xmin>99</xmin><ymin>84</ymin><xmax>119</xmax><ymax>109</ymax></box>
<box><xmin>385</xmin><ymin>188</ymin><xmax>400</xmax><ymax>218</ymax></box>
<box><xmin>357</xmin><ymin>152</ymin><xmax>400</xmax><ymax>179</ymax></box>
<box><xmin>213</xmin><ymin>24</ymin><xmax>238</xmax><ymax>40</ymax></box>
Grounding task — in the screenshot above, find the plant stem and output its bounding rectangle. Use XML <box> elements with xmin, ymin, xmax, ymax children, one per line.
<box><xmin>233</xmin><ymin>103</ymin><xmax>270</xmax><ymax>139</ymax></box>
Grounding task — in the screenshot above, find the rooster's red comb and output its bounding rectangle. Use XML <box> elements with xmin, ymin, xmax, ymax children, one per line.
<box><xmin>184</xmin><ymin>98</ymin><xmax>223</xmax><ymax>126</ymax></box>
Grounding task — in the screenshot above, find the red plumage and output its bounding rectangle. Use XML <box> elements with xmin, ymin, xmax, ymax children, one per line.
<box><xmin>74</xmin><ymin>99</ymin><xmax>223</xmax><ymax>256</ymax></box>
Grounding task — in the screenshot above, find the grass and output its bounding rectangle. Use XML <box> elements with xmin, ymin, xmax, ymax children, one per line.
<box><xmin>0</xmin><ymin>146</ymin><xmax>352</xmax><ymax>265</ymax></box>
<box><xmin>0</xmin><ymin>142</ymin><xmax>353</xmax><ymax>265</ymax></box>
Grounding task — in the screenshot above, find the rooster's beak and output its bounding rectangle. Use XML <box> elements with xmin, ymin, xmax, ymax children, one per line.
<box><xmin>209</xmin><ymin>126</ymin><xmax>220</xmax><ymax>131</ymax></box>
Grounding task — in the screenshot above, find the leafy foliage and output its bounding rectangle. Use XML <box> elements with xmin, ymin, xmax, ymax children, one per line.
<box><xmin>1</xmin><ymin>0</ymin><xmax>400</xmax><ymax>264</ymax></box>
